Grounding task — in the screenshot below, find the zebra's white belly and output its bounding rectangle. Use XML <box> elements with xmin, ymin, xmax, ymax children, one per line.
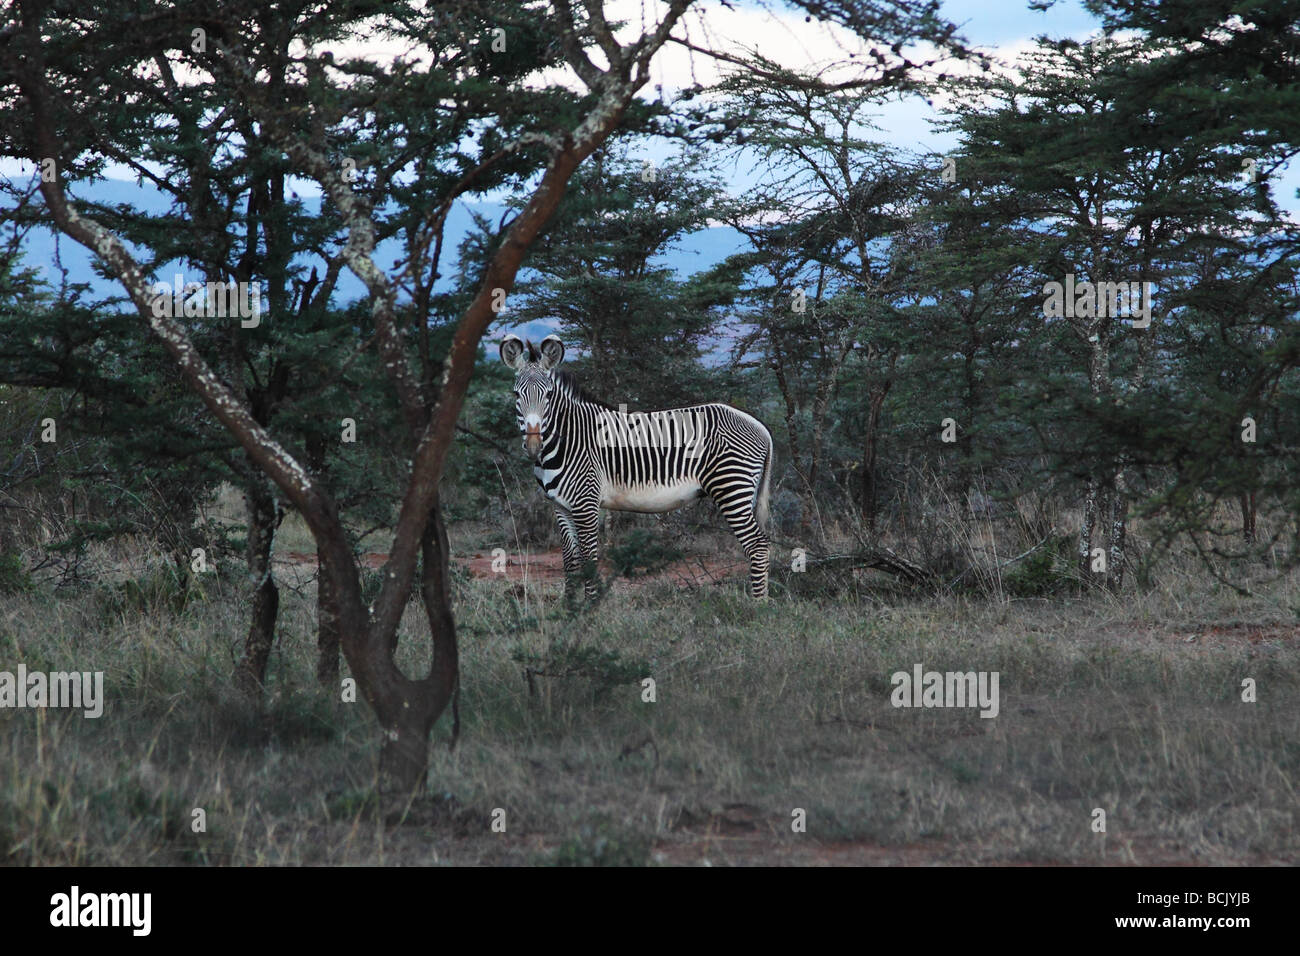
<box><xmin>602</xmin><ymin>479</ymin><xmax>703</xmax><ymax>514</ymax></box>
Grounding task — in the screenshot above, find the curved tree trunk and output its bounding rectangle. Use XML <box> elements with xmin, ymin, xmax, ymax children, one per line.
<box><xmin>377</xmin><ymin>494</ymin><xmax>461</xmax><ymax>793</ymax></box>
<box><xmin>316</xmin><ymin>538</ymin><xmax>341</xmax><ymax>688</ymax></box>
<box><xmin>236</xmin><ymin>475</ymin><xmax>282</xmax><ymax>697</ymax></box>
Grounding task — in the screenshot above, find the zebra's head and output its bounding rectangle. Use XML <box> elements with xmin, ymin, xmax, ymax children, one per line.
<box><xmin>500</xmin><ymin>333</ymin><xmax>565</xmax><ymax>462</ymax></box>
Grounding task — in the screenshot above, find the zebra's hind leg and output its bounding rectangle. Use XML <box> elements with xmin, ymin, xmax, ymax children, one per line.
<box><xmin>713</xmin><ymin>491</ymin><xmax>771</xmax><ymax>599</ymax></box>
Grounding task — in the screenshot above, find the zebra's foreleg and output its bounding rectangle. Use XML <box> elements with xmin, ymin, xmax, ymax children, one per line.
<box><xmin>555</xmin><ymin>507</ymin><xmax>582</xmax><ymax>609</ymax></box>
<box><xmin>573</xmin><ymin>505</ymin><xmax>604</xmax><ymax>602</ymax></box>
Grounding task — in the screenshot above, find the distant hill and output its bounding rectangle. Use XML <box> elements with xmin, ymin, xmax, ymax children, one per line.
<box><xmin>12</xmin><ymin>178</ymin><xmax>751</xmax><ymax>314</ymax></box>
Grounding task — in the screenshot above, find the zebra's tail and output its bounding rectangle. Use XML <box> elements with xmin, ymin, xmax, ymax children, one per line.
<box><xmin>755</xmin><ymin>427</ymin><xmax>774</xmax><ymax>528</ymax></box>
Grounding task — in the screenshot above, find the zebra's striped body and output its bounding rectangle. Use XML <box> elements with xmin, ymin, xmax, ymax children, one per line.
<box><xmin>501</xmin><ymin>334</ymin><xmax>773</xmax><ymax>599</ymax></box>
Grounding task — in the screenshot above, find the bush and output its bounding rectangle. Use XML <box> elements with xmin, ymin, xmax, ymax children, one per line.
<box><xmin>0</xmin><ymin>552</ymin><xmax>31</xmax><ymax>594</ymax></box>
<box><xmin>511</xmin><ymin>640</ymin><xmax>649</xmax><ymax>698</ymax></box>
<box><xmin>96</xmin><ymin>565</ymin><xmax>191</xmax><ymax>618</ymax></box>
<box><xmin>607</xmin><ymin>528</ymin><xmax>683</xmax><ymax>578</ymax></box>
<box><xmin>539</xmin><ymin>823</ymin><xmax>652</xmax><ymax>867</ymax></box>
<box><xmin>1003</xmin><ymin>535</ymin><xmax>1076</xmax><ymax>597</ymax></box>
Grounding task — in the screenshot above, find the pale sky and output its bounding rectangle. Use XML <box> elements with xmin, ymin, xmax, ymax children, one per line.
<box><xmin>4</xmin><ymin>0</ymin><xmax>1295</xmax><ymax>212</ymax></box>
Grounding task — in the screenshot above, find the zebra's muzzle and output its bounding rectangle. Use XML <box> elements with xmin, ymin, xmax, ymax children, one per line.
<box><xmin>524</xmin><ymin>427</ymin><xmax>542</xmax><ymax>460</ymax></box>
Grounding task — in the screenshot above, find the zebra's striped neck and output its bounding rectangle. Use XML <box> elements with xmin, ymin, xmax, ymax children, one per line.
<box><xmin>550</xmin><ymin>369</ymin><xmax>614</xmax><ymax>411</ymax></box>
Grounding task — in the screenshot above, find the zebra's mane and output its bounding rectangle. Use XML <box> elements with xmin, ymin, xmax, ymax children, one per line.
<box><xmin>551</xmin><ymin>369</ymin><xmax>615</xmax><ymax>409</ymax></box>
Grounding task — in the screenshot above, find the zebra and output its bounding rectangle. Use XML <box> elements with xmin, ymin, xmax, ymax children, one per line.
<box><xmin>499</xmin><ymin>333</ymin><xmax>774</xmax><ymax>600</ymax></box>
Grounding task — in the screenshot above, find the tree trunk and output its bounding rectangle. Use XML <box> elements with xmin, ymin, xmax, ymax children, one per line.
<box><xmin>1109</xmin><ymin>467</ymin><xmax>1128</xmax><ymax>590</ymax></box>
<box><xmin>958</xmin><ymin>341</ymin><xmax>977</xmax><ymax>496</ymax></box>
<box><xmin>1078</xmin><ymin>476</ymin><xmax>1095</xmax><ymax>578</ymax></box>
<box><xmin>378</xmin><ymin>713</ymin><xmax>437</xmax><ymax>798</ymax></box>
<box><xmin>419</xmin><ymin>493</ymin><xmax>460</xmax><ymax>744</ymax></box>
<box><xmin>1240</xmin><ymin>491</ymin><xmax>1257</xmax><ymax>544</ymax></box>
<box><xmin>316</xmin><ymin>538</ymin><xmax>341</xmax><ymax>688</ymax></box>
<box><xmin>373</xmin><ymin>496</ymin><xmax>459</xmax><ymax>794</ymax></box>
<box><xmin>1079</xmin><ymin>334</ymin><xmax>1109</xmax><ymax>581</ymax></box>
<box><xmin>860</xmin><ymin>381</ymin><xmax>890</xmax><ymax>531</ymax></box>
<box><xmin>771</xmin><ymin>348</ymin><xmax>810</xmax><ymax>493</ymax></box>
<box><xmin>303</xmin><ymin>431</ymin><xmax>341</xmax><ymax>686</ymax></box>
<box><xmin>236</xmin><ymin>475</ymin><xmax>282</xmax><ymax>697</ymax></box>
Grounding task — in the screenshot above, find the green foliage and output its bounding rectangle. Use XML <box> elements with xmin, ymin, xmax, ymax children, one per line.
<box><xmin>606</xmin><ymin>527</ymin><xmax>683</xmax><ymax>578</ymax></box>
<box><xmin>1002</xmin><ymin>536</ymin><xmax>1077</xmax><ymax>598</ymax></box>
<box><xmin>96</xmin><ymin>565</ymin><xmax>193</xmax><ymax>620</ymax></box>
<box><xmin>511</xmin><ymin>639</ymin><xmax>648</xmax><ymax>696</ymax></box>
<box><xmin>539</xmin><ymin>822</ymin><xmax>652</xmax><ymax>867</ymax></box>
<box><xmin>359</xmin><ymin>565</ymin><xmax>385</xmax><ymax>609</ymax></box>
<box><xmin>325</xmin><ymin>788</ymin><xmax>381</xmax><ymax>822</ymax></box>
<box><xmin>0</xmin><ymin>553</ymin><xmax>31</xmax><ymax>594</ymax></box>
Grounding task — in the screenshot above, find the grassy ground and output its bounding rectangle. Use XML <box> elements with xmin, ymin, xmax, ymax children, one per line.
<box><xmin>1</xmin><ymin>544</ymin><xmax>1297</xmax><ymax>865</ymax></box>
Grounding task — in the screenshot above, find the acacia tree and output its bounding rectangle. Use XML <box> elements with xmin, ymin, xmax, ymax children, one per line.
<box><xmin>1082</xmin><ymin>0</ymin><xmax>1300</xmax><ymax>573</ymax></box>
<box><xmin>940</xmin><ymin>34</ymin><xmax>1279</xmax><ymax>588</ymax></box>
<box><xmin>0</xmin><ymin>5</ymin><xmax>426</xmax><ymax>698</ymax></box>
<box><xmin>703</xmin><ymin>62</ymin><xmax>938</xmax><ymax>531</ymax></box>
<box><xmin>4</xmin><ymin>0</ymin><xmax>699</xmax><ymax>792</ymax></box>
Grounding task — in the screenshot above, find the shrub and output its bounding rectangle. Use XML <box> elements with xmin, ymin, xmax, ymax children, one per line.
<box><xmin>96</xmin><ymin>565</ymin><xmax>191</xmax><ymax>618</ymax></box>
<box><xmin>511</xmin><ymin>640</ymin><xmax>648</xmax><ymax>698</ymax></box>
<box><xmin>539</xmin><ymin>823</ymin><xmax>652</xmax><ymax>867</ymax></box>
<box><xmin>1003</xmin><ymin>535</ymin><xmax>1076</xmax><ymax>597</ymax></box>
<box><xmin>0</xmin><ymin>552</ymin><xmax>31</xmax><ymax>594</ymax></box>
<box><xmin>607</xmin><ymin>527</ymin><xmax>682</xmax><ymax>578</ymax></box>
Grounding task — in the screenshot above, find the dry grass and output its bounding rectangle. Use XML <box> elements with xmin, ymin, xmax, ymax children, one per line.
<box><xmin>1</xmin><ymin>527</ymin><xmax>1297</xmax><ymax>866</ymax></box>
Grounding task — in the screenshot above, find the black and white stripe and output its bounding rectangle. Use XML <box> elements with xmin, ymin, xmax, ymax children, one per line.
<box><xmin>501</xmin><ymin>334</ymin><xmax>773</xmax><ymax>599</ymax></box>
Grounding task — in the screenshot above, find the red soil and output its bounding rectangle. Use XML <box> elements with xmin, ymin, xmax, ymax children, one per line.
<box><xmin>277</xmin><ymin>547</ymin><xmax>745</xmax><ymax>591</ymax></box>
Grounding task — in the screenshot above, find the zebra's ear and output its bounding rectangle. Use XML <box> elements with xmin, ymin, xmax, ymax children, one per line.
<box><xmin>499</xmin><ymin>334</ymin><xmax>526</xmax><ymax>370</ymax></box>
<box><xmin>538</xmin><ymin>335</ymin><xmax>565</xmax><ymax>370</ymax></box>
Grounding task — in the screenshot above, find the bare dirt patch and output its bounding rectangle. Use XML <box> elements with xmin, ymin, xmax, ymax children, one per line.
<box><xmin>277</xmin><ymin>547</ymin><xmax>747</xmax><ymax>593</ymax></box>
